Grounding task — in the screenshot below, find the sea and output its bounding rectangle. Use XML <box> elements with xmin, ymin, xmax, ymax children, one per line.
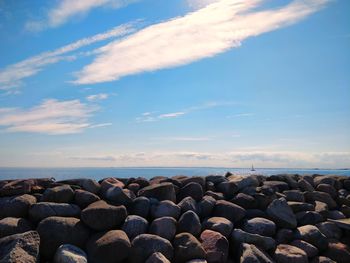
<box><xmin>0</xmin><ymin>167</ymin><xmax>349</xmax><ymax>181</ymax></box>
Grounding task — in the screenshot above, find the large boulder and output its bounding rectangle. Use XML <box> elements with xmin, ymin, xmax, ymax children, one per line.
<box><xmin>130</xmin><ymin>196</ymin><xmax>150</xmax><ymax>218</ymax></box>
<box><xmin>173</xmin><ymin>233</ymin><xmax>206</xmax><ymax>263</ymax></box>
<box><xmin>0</xmin><ymin>230</ymin><xmax>40</xmax><ymax>263</ymax></box>
<box><xmin>86</xmin><ymin>230</ymin><xmax>131</xmax><ymax>263</ymax></box>
<box><xmin>231</xmin><ymin>193</ymin><xmax>256</xmax><ymax>209</ymax></box>
<box><xmin>53</xmin><ymin>244</ymin><xmax>88</xmax><ymax>263</ymax></box>
<box><xmin>103</xmin><ymin>186</ymin><xmax>135</xmax><ymax>206</ymax></box>
<box><xmin>81</xmin><ymin>200</ymin><xmax>127</xmax><ymax>231</ymax></box>
<box><xmin>29</xmin><ymin>202</ymin><xmax>81</xmax><ymax>222</ymax></box>
<box><xmin>202</xmin><ymin>217</ymin><xmax>233</xmax><ymax>238</ymax></box>
<box><xmin>74</xmin><ymin>189</ymin><xmax>100</xmax><ymax>208</ymax></box>
<box><xmin>198</xmin><ymin>196</ymin><xmax>216</xmax><ymax>219</ymax></box>
<box><xmin>243</xmin><ymin>217</ymin><xmax>276</xmax><ymax>237</ymax></box>
<box><xmin>178</xmin><ymin>197</ymin><xmax>198</xmax><ymax>214</ymax></box>
<box><xmin>216</xmin><ymin>181</ymin><xmax>238</xmax><ymax>199</ymax></box>
<box><xmin>151</xmin><ymin>200</ymin><xmax>181</xmax><ymax>219</ymax></box>
<box><xmin>177</xmin><ymin>210</ymin><xmax>201</xmax><ymax>237</ymax></box>
<box><xmin>212</xmin><ymin>200</ymin><xmax>246</xmax><ymax>222</ymax></box>
<box><xmin>122</xmin><ymin>215</ymin><xmax>149</xmax><ymax>240</ymax></box>
<box><xmin>316</xmin><ymin>222</ymin><xmax>342</xmax><ymax>240</ymax></box>
<box><xmin>41</xmin><ymin>185</ymin><xmax>75</xmax><ymax>203</ymax></box>
<box><xmin>274</xmin><ymin>244</ymin><xmax>308</xmax><ymax>263</ymax></box>
<box><xmin>37</xmin><ymin>216</ymin><xmax>89</xmax><ymax>259</ymax></box>
<box><xmin>0</xmin><ymin>194</ymin><xmax>36</xmax><ymax>219</ymax></box>
<box><xmin>146</xmin><ymin>252</ymin><xmax>171</xmax><ymax>263</ymax></box>
<box><xmin>57</xmin><ymin>178</ymin><xmax>100</xmax><ymax>194</ymax></box>
<box><xmin>130</xmin><ymin>234</ymin><xmax>173</xmax><ymax>263</ymax></box>
<box><xmin>149</xmin><ymin>217</ymin><xmax>177</xmax><ymax>241</ymax></box>
<box><xmin>323</xmin><ymin>240</ymin><xmax>350</xmax><ymax>263</ymax></box>
<box><xmin>231</xmin><ymin>229</ymin><xmax>276</xmax><ymax>251</ymax></box>
<box><xmin>177</xmin><ymin>182</ymin><xmax>203</xmax><ymax>202</ymax></box>
<box><xmin>290</xmin><ymin>240</ymin><xmax>319</xmax><ymax>258</ymax></box>
<box><xmin>266</xmin><ymin>198</ymin><xmax>297</xmax><ymax>229</ymax></box>
<box><xmin>294</xmin><ymin>225</ymin><xmax>329</xmax><ymax>251</ymax></box>
<box><xmin>0</xmin><ymin>178</ymin><xmax>54</xmax><ymax>196</ymax></box>
<box><xmin>304</xmin><ymin>191</ymin><xmax>337</xmax><ymax>210</ymax></box>
<box><xmin>227</xmin><ymin>175</ymin><xmax>259</xmax><ymax>191</ymax></box>
<box><xmin>0</xmin><ymin>217</ymin><xmax>32</xmax><ymax>238</ymax></box>
<box><xmin>200</xmin><ymin>230</ymin><xmax>229</xmax><ymax>263</ymax></box>
<box><xmin>239</xmin><ymin>243</ymin><xmax>274</xmax><ymax>263</ymax></box>
<box><xmin>138</xmin><ymin>183</ymin><xmax>176</xmax><ymax>202</ymax></box>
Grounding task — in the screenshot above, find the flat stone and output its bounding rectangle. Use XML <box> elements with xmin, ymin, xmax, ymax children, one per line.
<box><xmin>231</xmin><ymin>229</ymin><xmax>276</xmax><ymax>251</ymax></box>
<box><xmin>41</xmin><ymin>185</ymin><xmax>74</xmax><ymax>203</ymax></box>
<box><xmin>213</xmin><ymin>200</ymin><xmax>246</xmax><ymax>222</ymax></box>
<box><xmin>138</xmin><ymin>183</ymin><xmax>176</xmax><ymax>202</ymax></box>
<box><xmin>29</xmin><ymin>202</ymin><xmax>81</xmax><ymax>222</ymax></box>
<box><xmin>0</xmin><ymin>217</ymin><xmax>33</xmax><ymax>238</ymax></box>
<box><xmin>243</xmin><ymin>217</ymin><xmax>276</xmax><ymax>237</ymax></box>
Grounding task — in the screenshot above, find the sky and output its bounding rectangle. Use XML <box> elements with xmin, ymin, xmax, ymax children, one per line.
<box><xmin>0</xmin><ymin>0</ymin><xmax>349</xmax><ymax>168</ymax></box>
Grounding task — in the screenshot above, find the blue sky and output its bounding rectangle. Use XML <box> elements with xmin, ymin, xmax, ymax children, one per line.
<box><xmin>0</xmin><ymin>0</ymin><xmax>349</xmax><ymax>168</ymax></box>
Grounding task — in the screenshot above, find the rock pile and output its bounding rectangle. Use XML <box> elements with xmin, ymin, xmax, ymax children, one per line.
<box><xmin>0</xmin><ymin>174</ymin><xmax>350</xmax><ymax>262</ymax></box>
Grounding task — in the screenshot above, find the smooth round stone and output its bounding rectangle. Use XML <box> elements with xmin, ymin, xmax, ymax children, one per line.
<box><xmin>53</xmin><ymin>244</ymin><xmax>88</xmax><ymax>263</ymax></box>
<box><xmin>0</xmin><ymin>217</ymin><xmax>32</xmax><ymax>238</ymax></box>
<box><xmin>290</xmin><ymin>240</ymin><xmax>318</xmax><ymax>258</ymax></box>
<box><xmin>202</xmin><ymin>217</ymin><xmax>233</xmax><ymax>237</ymax></box>
<box><xmin>149</xmin><ymin>217</ymin><xmax>177</xmax><ymax>241</ymax></box>
<box><xmin>145</xmin><ymin>252</ymin><xmax>171</xmax><ymax>263</ymax></box>
<box><xmin>74</xmin><ymin>189</ymin><xmax>100</xmax><ymax>208</ymax></box>
<box><xmin>200</xmin><ymin>230</ymin><xmax>229</xmax><ymax>263</ymax></box>
<box><xmin>173</xmin><ymin>233</ymin><xmax>206</xmax><ymax>263</ymax></box>
<box><xmin>177</xmin><ymin>182</ymin><xmax>203</xmax><ymax>202</ymax></box>
<box><xmin>0</xmin><ymin>194</ymin><xmax>36</xmax><ymax>219</ymax></box>
<box><xmin>177</xmin><ymin>210</ymin><xmax>201</xmax><ymax>237</ymax></box>
<box><xmin>130</xmin><ymin>197</ymin><xmax>150</xmax><ymax>218</ymax></box>
<box><xmin>213</xmin><ymin>200</ymin><xmax>246</xmax><ymax>223</ymax></box>
<box><xmin>29</xmin><ymin>202</ymin><xmax>81</xmax><ymax>222</ymax></box>
<box><xmin>274</xmin><ymin>244</ymin><xmax>308</xmax><ymax>263</ymax></box>
<box><xmin>122</xmin><ymin>215</ymin><xmax>149</xmax><ymax>240</ymax></box>
<box><xmin>151</xmin><ymin>200</ymin><xmax>181</xmax><ymax>219</ymax></box>
<box><xmin>41</xmin><ymin>185</ymin><xmax>74</xmax><ymax>203</ymax></box>
<box><xmin>243</xmin><ymin>217</ymin><xmax>276</xmax><ymax>237</ymax></box>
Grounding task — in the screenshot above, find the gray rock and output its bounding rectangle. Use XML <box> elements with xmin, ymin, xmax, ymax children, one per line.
<box><xmin>149</xmin><ymin>217</ymin><xmax>177</xmax><ymax>241</ymax></box>
<box><xmin>0</xmin><ymin>217</ymin><xmax>32</xmax><ymax>238</ymax></box>
<box><xmin>296</xmin><ymin>211</ymin><xmax>323</xmax><ymax>226</ymax></box>
<box><xmin>216</xmin><ymin>181</ymin><xmax>238</xmax><ymax>199</ymax></box>
<box><xmin>274</xmin><ymin>244</ymin><xmax>308</xmax><ymax>263</ymax></box>
<box><xmin>81</xmin><ymin>200</ymin><xmax>127</xmax><ymax>231</ymax></box>
<box><xmin>178</xmin><ymin>196</ymin><xmax>198</xmax><ymax>214</ymax></box>
<box><xmin>177</xmin><ymin>182</ymin><xmax>203</xmax><ymax>202</ymax></box>
<box><xmin>323</xmin><ymin>240</ymin><xmax>350</xmax><ymax>263</ymax></box>
<box><xmin>151</xmin><ymin>200</ymin><xmax>181</xmax><ymax>219</ymax></box>
<box><xmin>304</xmin><ymin>191</ymin><xmax>337</xmax><ymax>210</ymax></box>
<box><xmin>173</xmin><ymin>233</ymin><xmax>206</xmax><ymax>263</ymax></box>
<box><xmin>37</xmin><ymin>216</ymin><xmax>89</xmax><ymax>259</ymax></box>
<box><xmin>53</xmin><ymin>244</ymin><xmax>88</xmax><ymax>263</ymax></box>
<box><xmin>316</xmin><ymin>184</ymin><xmax>337</xmax><ymax>199</ymax></box>
<box><xmin>130</xmin><ymin>196</ymin><xmax>150</xmax><ymax>218</ymax></box>
<box><xmin>86</xmin><ymin>230</ymin><xmax>131</xmax><ymax>263</ymax></box>
<box><xmin>263</xmin><ymin>181</ymin><xmax>289</xmax><ymax>192</ymax></box>
<box><xmin>57</xmin><ymin>178</ymin><xmax>100</xmax><ymax>194</ymax></box>
<box><xmin>227</xmin><ymin>175</ymin><xmax>259</xmax><ymax>191</ymax></box>
<box><xmin>316</xmin><ymin>221</ymin><xmax>342</xmax><ymax>240</ymax></box>
<box><xmin>0</xmin><ymin>230</ymin><xmax>40</xmax><ymax>263</ymax></box>
<box><xmin>266</xmin><ymin>198</ymin><xmax>297</xmax><ymax>229</ymax></box>
<box><xmin>178</xmin><ymin>210</ymin><xmax>201</xmax><ymax>236</ymax></box>
<box><xmin>198</xmin><ymin>196</ymin><xmax>216</xmax><ymax>219</ymax></box>
<box><xmin>294</xmin><ymin>225</ymin><xmax>329</xmax><ymax>251</ymax></box>
<box><xmin>122</xmin><ymin>215</ymin><xmax>149</xmax><ymax>240</ymax></box>
<box><xmin>213</xmin><ymin>200</ymin><xmax>246</xmax><ymax>222</ymax></box>
<box><xmin>283</xmin><ymin>190</ymin><xmax>305</xmax><ymax>202</ymax></box>
<box><xmin>231</xmin><ymin>229</ymin><xmax>276</xmax><ymax>251</ymax></box>
<box><xmin>146</xmin><ymin>252</ymin><xmax>171</xmax><ymax>263</ymax></box>
<box><xmin>104</xmin><ymin>186</ymin><xmax>135</xmax><ymax>206</ymax></box>
<box><xmin>239</xmin><ymin>243</ymin><xmax>274</xmax><ymax>263</ymax></box>
<box><xmin>288</xmin><ymin>201</ymin><xmax>315</xmax><ymax>213</ymax></box>
<box><xmin>138</xmin><ymin>183</ymin><xmax>176</xmax><ymax>202</ymax></box>
<box><xmin>41</xmin><ymin>185</ymin><xmax>74</xmax><ymax>203</ymax></box>
<box><xmin>290</xmin><ymin>240</ymin><xmax>318</xmax><ymax>258</ymax></box>
<box><xmin>298</xmin><ymin>179</ymin><xmax>315</xmax><ymax>192</ymax></box>
<box><xmin>231</xmin><ymin>193</ymin><xmax>256</xmax><ymax>209</ymax></box>
<box><xmin>29</xmin><ymin>202</ymin><xmax>81</xmax><ymax>222</ymax></box>
<box><xmin>74</xmin><ymin>189</ymin><xmax>100</xmax><ymax>208</ymax></box>
<box><xmin>0</xmin><ymin>194</ymin><xmax>36</xmax><ymax>219</ymax></box>
<box><xmin>206</xmin><ymin>175</ymin><xmax>227</xmax><ymax>185</ymax></box>
<box><xmin>200</xmin><ymin>230</ymin><xmax>229</xmax><ymax>263</ymax></box>
<box><xmin>243</xmin><ymin>217</ymin><xmax>276</xmax><ymax>237</ymax></box>
<box><xmin>275</xmin><ymin>228</ymin><xmax>294</xmax><ymax>244</ymax></box>
<box><xmin>202</xmin><ymin>217</ymin><xmax>233</xmax><ymax>237</ymax></box>
<box><xmin>130</xmin><ymin>234</ymin><xmax>173</xmax><ymax>263</ymax></box>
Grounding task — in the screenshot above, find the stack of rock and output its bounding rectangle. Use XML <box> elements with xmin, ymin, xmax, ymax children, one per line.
<box><xmin>0</xmin><ymin>174</ymin><xmax>350</xmax><ymax>263</ymax></box>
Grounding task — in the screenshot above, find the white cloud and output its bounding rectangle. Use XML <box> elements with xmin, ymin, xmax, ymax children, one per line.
<box><xmin>74</xmin><ymin>0</ymin><xmax>330</xmax><ymax>85</ymax></box>
<box><xmin>227</xmin><ymin>112</ymin><xmax>254</xmax><ymax>118</ymax></box>
<box><xmin>0</xmin><ymin>99</ymin><xmax>108</xmax><ymax>135</ymax></box>
<box><xmin>25</xmin><ymin>0</ymin><xmax>140</xmax><ymax>31</ymax></box>
<box><xmin>86</xmin><ymin>93</ymin><xmax>109</xmax><ymax>101</ymax></box>
<box><xmin>0</xmin><ymin>23</ymin><xmax>136</xmax><ymax>91</ymax></box>
<box><xmin>187</xmin><ymin>0</ymin><xmax>220</xmax><ymax>10</ymax></box>
<box><xmin>158</xmin><ymin>112</ymin><xmax>186</xmax><ymax>119</ymax></box>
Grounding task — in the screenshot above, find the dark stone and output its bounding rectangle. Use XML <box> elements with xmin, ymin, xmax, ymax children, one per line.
<box><xmin>290</xmin><ymin>240</ymin><xmax>318</xmax><ymax>258</ymax></box>
<box><xmin>29</xmin><ymin>202</ymin><xmax>81</xmax><ymax>222</ymax></box>
<box><xmin>323</xmin><ymin>240</ymin><xmax>350</xmax><ymax>263</ymax></box>
<box><xmin>41</xmin><ymin>185</ymin><xmax>74</xmax><ymax>203</ymax></box>
<box><xmin>283</xmin><ymin>190</ymin><xmax>305</xmax><ymax>202</ymax></box>
<box><xmin>86</xmin><ymin>230</ymin><xmax>131</xmax><ymax>263</ymax></box>
<box><xmin>296</xmin><ymin>211</ymin><xmax>323</xmax><ymax>226</ymax></box>
<box><xmin>0</xmin><ymin>230</ymin><xmax>40</xmax><ymax>263</ymax></box>
<box><xmin>274</xmin><ymin>244</ymin><xmax>308</xmax><ymax>263</ymax></box>
<box><xmin>151</xmin><ymin>200</ymin><xmax>181</xmax><ymax>219</ymax></box>
<box><xmin>231</xmin><ymin>229</ymin><xmax>276</xmax><ymax>251</ymax></box>
<box><xmin>231</xmin><ymin>193</ymin><xmax>256</xmax><ymax>209</ymax></box>
<box><xmin>316</xmin><ymin>184</ymin><xmax>337</xmax><ymax>199</ymax></box>
<box><xmin>298</xmin><ymin>179</ymin><xmax>315</xmax><ymax>192</ymax></box>
<box><xmin>177</xmin><ymin>182</ymin><xmax>203</xmax><ymax>202</ymax></box>
<box><xmin>197</xmin><ymin>195</ymin><xmax>216</xmax><ymax>219</ymax></box>
<box><xmin>178</xmin><ymin>196</ymin><xmax>198</xmax><ymax>214</ymax></box>
<box><xmin>0</xmin><ymin>217</ymin><xmax>32</xmax><ymax>238</ymax></box>
<box><xmin>0</xmin><ymin>178</ymin><xmax>54</xmax><ymax>196</ymax></box>
<box><xmin>288</xmin><ymin>201</ymin><xmax>315</xmax><ymax>213</ymax></box>
<box><xmin>130</xmin><ymin>196</ymin><xmax>150</xmax><ymax>218</ymax></box>
<box><xmin>57</xmin><ymin>178</ymin><xmax>100</xmax><ymax>194</ymax></box>
<box><xmin>294</xmin><ymin>225</ymin><xmax>329</xmax><ymax>251</ymax></box>
<box><xmin>310</xmin><ymin>256</ymin><xmax>336</xmax><ymax>263</ymax></box>
<box><xmin>37</xmin><ymin>216</ymin><xmax>89</xmax><ymax>259</ymax></box>
<box><xmin>239</xmin><ymin>243</ymin><xmax>274</xmax><ymax>263</ymax></box>
<box><xmin>205</xmin><ymin>191</ymin><xmax>224</xmax><ymax>200</ymax></box>
<box><xmin>146</xmin><ymin>252</ymin><xmax>171</xmax><ymax>263</ymax></box>
<box><xmin>202</xmin><ymin>217</ymin><xmax>233</xmax><ymax>237</ymax></box>
<box><xmin>216</xmin><ymin>181</ymin><xmax>238</xmax><ymax>199</ymax></box>
<box><xmin>122</xmin><ymin>215</ymin><xmax>149</xmax><ymax>240</ymax></box>
<box><xmin>304</xmin><ymin>191</ymin><xmax>337</xmax><ymax>210</ymax></box>
<box><xmin>200</xmin><ymin>230</ymin><xmax>229</xmax><ymax>263</ymax></box>
<box><xmin>266</xmin><ymin>198</ymin><xmax>297</xmax><ymax>229</ymax></box>
<box><xmin>81</xmin><ymin>200</ymin><xmax>127</xmax><ymax>231</ymax></box>
<box><xmin>177</xmin><ymin>210</ymin><xmax>201</xmax><ymax>236</ymax></box>
<box><xmin>275</xmin><ymin>228</ymin><xmax>294</xmax><ymax>244</ymax></box>
<box><xmin>213</xmin><ymin>200</ymin><xmax>246</xmax><ymax>222</ymax></box>
<box><xmin>206</xmin><ymin>175</ymin><xmax>227</xmax><ymax>185</ymax></box>
<box><xmin>316</xmin><ymin>222</ymin><xmax>342</xmax><ymax>240</ymax></box>
<box><xmin>0</xmin><ymin>194</ymin><xmax>36</xmax><ymax>219</ymax></box>
<box><xmin>138</xmin><ymin>183</ymin><xmax>176</xmax><ymax>202</ymax></box>
<box><xmin>173</xmin><ymin>233</ymin><xmax>206</xmax><ymax>263</ymax></box>
<box><xmin>74</xmin><ymin>189</ymin><xmax>100</xmax><ymax>208</ymax></box>
<box><xmin>243</xmin><ymin>217</ymin><xmax>276</xmax><ymax>237</ymax></box>
<box><xmin>149</xmin><ymin>217</ymin><xmax>177</xmax><ymax>241</ymax></box>
<box><xmin>53</xmin><ymin>244</ymin><xmax>88</xmax><ymax>263</ymax></box>
<box><xmin>263</xmin><ymin>181</ymin><xmax>289</xmax><ymax>192</ymax></box>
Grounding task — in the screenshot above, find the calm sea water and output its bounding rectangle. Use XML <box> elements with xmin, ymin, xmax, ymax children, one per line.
<box><xmin>0</xmin><ymin>167</ymin><xmax>349</xmax><ymax>181</ymax></box>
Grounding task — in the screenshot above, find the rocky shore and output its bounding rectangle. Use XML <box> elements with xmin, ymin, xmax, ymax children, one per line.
<box><xmin>1</xmin><ymin>173</ymin><xmax>350</xmax><ymax>263</ymax></box>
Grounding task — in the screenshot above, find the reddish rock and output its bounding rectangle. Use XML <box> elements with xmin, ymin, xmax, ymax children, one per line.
<box><xmin>200</xmin><ymin>230</ymin><xmax>229</xmax><ymax>263</ymax></box>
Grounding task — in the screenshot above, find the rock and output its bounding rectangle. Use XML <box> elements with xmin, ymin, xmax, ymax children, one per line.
<box><xmin>37</xmin><ymin>216</ymin><xmax>89</xmax><ymax>259</ymax></box>
<box><xmin>239</xmin><ymin>243</ymin><xmax>274</xmax><ymax>263</ymax></box>
<box><xmin>275</xmin><ymin>228</ymin><xmax>294</xmax><ymax>244</ymax></box>
<box><xmin>205</xmin><ymin>191</ymin><xmax>224</xmax><ymax>200</ymax></box>
<box><xmin>243</xmin><ymin>217</ymin><xmax>276</xmax><ymax>237</ymax></box>
<box><xmin>316</xmin><ymin>184</ymin><xmax>337</xmax><ymax>199</ymax></box>
<box><xmin>198</xmin><ymin>196</ymin><xmax>216</xmax><ymax>219</ymax></box>
<box><xmin>177</xmin><ymin>210</ymin><xmax>201</xmax><ymax>236</ymax></box>
<box><xmin>314</xmin><ymin>176</ymin><xmax>338</xmax><ymax>187</ymax></box>
<box><xmin>206</xmin><ymin>175</ymin><xmax>227</xmax><ymax>185</ymax></box>
<box><xmin>74</xmin><ymin>189</ymin><xmax>100</xmax><ymax>208</ymax></box>
<box><xmin>58</xmin><ymin>178</ymin><xmax>100</xmax><ymax>194</ymax></box>
<box><xmin>100</xmin><ymin>178</ymin><xmax>125</xmax><ymax>194</ymax></box>
<box><xmin>0</xmin><ymin>217</ymin><xmax>32</xmax><ymax>238</ymax></box>
<box><xmin>323</xmin><ymin>240</ymin><xmax>350</xmax><ymax>263</ymax></box>
<box><xmin>177</xmin><ymin>182</ymin><xmax>203</xmax><ymax>202</ymax></box>
<box><xmin>173</xmin><ymin>233</ymin><xmax>206</xmax><ymax>263</ymax></box>
<box><xmin>130</xmin><ymin>234</ymin><xmax>173</xmax><ymax>263</ymax></box>
<box><xmin>326</xmin><ymin>210</ymin><xmax>346</xmax><ymax>220</ymax></box>
<box><xmin>290</xmin><ymin>240</ymin><xmax>318</xmax><ymax>258</ymax></box>
<box><xmin>296</xmin><ymin>211</ymin><xmax>324</xmax><ymax>226</ymax></box>
<box><xmin>288</xmin><ymin>201</ymin><xmax>315</xmax><ymax>213</ymax></box>
<box><xmin>146</xmin><ymin>252</ymin><xmax>171</xmax><ymax>263</ymax></box>
<box><xmin>132</xmin><ymin>177</ymin><xmax>150</xmax><ymax>188</ymax></box>
<box><xmin>178</xmin><ymin>196</ymin><xmax>198</xmax><ymax>214</ymax></box>
<box><xmin>0</xmin><ymin>178</ymin><xmax>54</xmax><ymax>196</ymax></box>
<box><xmin>200</xmin><ymin>230</ymin><xmax>229</xmax><ymax>263</ymax></box>
<box><xmin>298</xmin><ymin>179</ymin><xmax>315</xmax><ymax>192</ymax></box>
<box><xmin>180</xmin><ymin>177</ymin><xmax>206</xmax><ymax>189</ymax></box>
<box><xmin>216</xmin><ymin>181</ymin><xmax>238</xmax><ymax>199</ymax></box>
<box><xmin>0</xmin><ymin>230</ymin><xmax>40</xmax><ymax>263</ymax></box>
<box><xmin>122</xmin><ymin>215</ymin><xmax>149</xmax><ymax>240</ymax></box>
<box><xmin>311</xmin><ymin>256</ymin><xmax>336</xmax><ymax>263</ymax></box>
<box><xmin>41</xmin><ymin>185</ymin><xmax>75</xmax><ymax>203</ymax></box>
<box><xmin>202</xmin><ymin>217</ymin><xmax>233</xmax><ymax>237</ymax></box>
<box><xmin>104</xmin><ymin>186</ymin><xmax>135</xmax><ymax>206</ymax></box>
<box><xmin>227</xmin><ymin>175</ymin><xmax>259</xmax><ymax>191</ymax></box>
<box><xmin>29</xmin><ymin>202</ymin><xmax>81</xmax><ymax>222</ymax></box>
<box><xmin>213</xmin><ymin>200</ymin><xmax>246</xmax><ymax>222</ymax></box>
<box><xmin>149</xmin><ymin>217</ymin><xmax>177</xmax><ymax>241</ymax></box>
<box><xmin>304</xmin><ymin>191</ymin><xmax>337</xmax><ymax>210</ymax></box>
<box><xmin>53</xmin><ymin>244</ymin><xmax>88</xmax><ymax>263</ymax></box>
<box><xmin>0</xmin><ymin>194</ymin><xmax>36</xmax><ymax>219</ymax></box>
<box><xmin>130</xmin><ymin>196</ymin><xmax>150</xmax><ymax>218</ymax></box>
<box><xmin>253</xmin><ymin>193</ymin><xmax>275</xmax><ymax>210</ymax></box>
<box><xmin>81</xmin><ymin>200</ymin><xmax>127</xmax><ymax>231</ymax></box>
<box><xmin>245</xmin><ymin>209</ymin><xmax>268</xmax><ymax>219</ymax></box>
<box><xmin>151</xmin><ymin>200</ymin><xmax>181</xmax><ymax>219</ymax></box>
<box><xmin>128</xmin><ymin>183</ymin><xmax>141</xmax><ymax>193</ymax></box>
<box><xmin>138</xmin><ymin>183</ymin><xmax>176</xmax><ymax>202</ymax></box>
<box><xmin>315</xmin><ymin>201</ymin><xmax>329</xmax><ymax>217</ymax></box>
<box><xmin>231</xmin><ymin>193</ymin><xmax>256</xmax><ymax>209</ymax></box>
<box><xmin>274</xmin><ymin>244</ymin><xmax>308</xmax><ymax>263</ymax></box>
<box><xmin>294</xmin><ymin>225</ymin><xmax>328</xmax><ymax>251</ymax></box>
<box><xmin>263</xmin><ymin>181</ymin><xmax>289</xmax><ymax>192</ymax></box>
<box><xmin>283</xmin><ymin>190</ymin><xmax>305</xmax><ymax>202</ymax></box>
<box><xmin>231</xmin><ymin>229</ymin><xmax>276</xmax><ymax>251</ymax></box>
<box><xmin>266</xmin><ymin>198</ymin><xmax>297</xmax><ymax>229</ymax></box>
<box><xmin>86</xmin><ymin>230</ymin><xmax>131</xmax><ymax>263</ymax></box>
<box><xmin>328</xmin><ymin>218</ymin><xmax>350</xmax><ymax>230</ymax></box>
<box><xmin>316</xmin><ymin>222</ymin><xmax>342</xmax><ymax>240</ymax></box>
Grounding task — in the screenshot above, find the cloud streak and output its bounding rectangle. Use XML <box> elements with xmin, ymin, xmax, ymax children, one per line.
<box><xmin>0</xmin><ymin>99</ymin><xmax>108</xmax><ymax>135</ymax></box>
<box><xmin>0</xmin><ymin>23</ymin><xmax>136</xmax><ymax>91</ymax></box>
<box><xmin>74</xmin><ymin>0</ymin><xmax>329</xmax><ymax>84</ymax></box>
<box><xmin>86</xmin><ymin>93</ymin><xmax>109</xmax><ymax>101</ymax></box>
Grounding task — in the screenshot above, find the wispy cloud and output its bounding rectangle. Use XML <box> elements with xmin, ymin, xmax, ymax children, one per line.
<box><xmin>0</xmin><ymin>99</ymin><xmax>108</xmax><ymax>135</ymax></box>
<box><xmin>0</xmin><ymin>23</ymin><xmax>136</xmax><ymax>91</ymax></box>
<box><xmin>25</xmin><ymin>0</ymin><xmax>140</xmax><ymax>31</ymax></box>
<box><xmin>227</xmin><ymin>112</ymin><xmax>254</xmax><ymax>118</ymax></box>
<box><xmin>74</xmin><ymin>0</ymin><xmax>330</xmax><ymax>85</ymax></box>
<box><xmin>187</xmin><ymin>0</ymin><xmax>220</xmax><ymax>10</ymax></box>
<box><xmin>86</xmin><ymin>93</ymin><xmax>109</xmax><ymax>101</ymax></box>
